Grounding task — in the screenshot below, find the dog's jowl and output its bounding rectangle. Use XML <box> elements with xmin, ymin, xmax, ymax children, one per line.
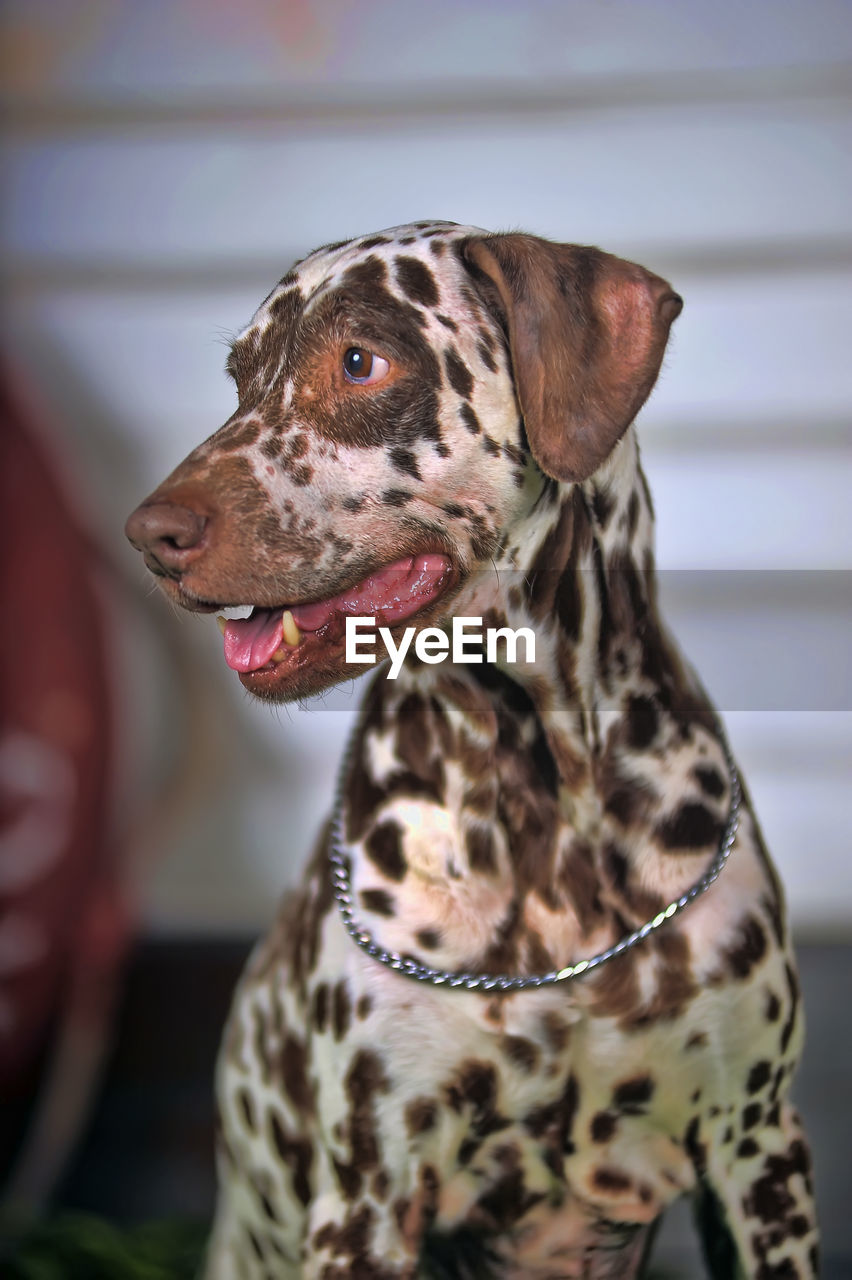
<box><xmin>127</xmin><ymin>223</ymin><xmax>818</xmax><ymax>1279</ymax></box>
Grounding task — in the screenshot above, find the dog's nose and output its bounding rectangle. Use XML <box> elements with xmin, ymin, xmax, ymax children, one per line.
<box><xmin>125</xmin><ymin>499</ymin><xmax>208</xmax><ymax>579</ymax></box>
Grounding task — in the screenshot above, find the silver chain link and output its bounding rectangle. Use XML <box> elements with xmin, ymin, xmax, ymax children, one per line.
<box><xmin>329</xmin><ymin>715</ymin><xmax>741</xmax><ymax>992</ymax></box>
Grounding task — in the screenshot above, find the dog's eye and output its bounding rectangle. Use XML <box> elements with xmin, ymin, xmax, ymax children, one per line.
<box><xmin>342</xmin><ymin>347</ymin><xmax>390</xmax><ymax>385</ymax></box>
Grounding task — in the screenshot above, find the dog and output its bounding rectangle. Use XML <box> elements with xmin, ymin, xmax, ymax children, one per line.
<box><xmin>126</xmin><ymin>222</ymin><xmax>818</xmax><ymax>1278</ymax></box>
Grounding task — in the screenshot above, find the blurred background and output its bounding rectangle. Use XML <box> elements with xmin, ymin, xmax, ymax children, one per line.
<box><xmin>1</xmin><ymin>1</ymin><xmax>849</xmax><ymax>1275</ymax></box>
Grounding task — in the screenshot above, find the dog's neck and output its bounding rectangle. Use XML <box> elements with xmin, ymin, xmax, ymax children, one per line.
<box><xmin>446</xmin><ymin>429</ymin><xmax>679</xmax><ymax>788</ymax></box>
<box><xmin>342</xmin><ymin>430</ymin><xmax>726</xmax><ymax>976</ymax></box>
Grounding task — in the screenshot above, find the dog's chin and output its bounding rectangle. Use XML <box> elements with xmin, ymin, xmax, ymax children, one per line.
<box><xmin>236</xmin><ymin>644</ymin><xmax>372</xmax><ymax>704</ymax></box>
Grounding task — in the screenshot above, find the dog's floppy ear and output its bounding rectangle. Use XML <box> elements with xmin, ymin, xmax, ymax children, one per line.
<box><xmin>463</xmin><ymin>234</ymin><xmax>682</xmax><ymax>483</ymax></box>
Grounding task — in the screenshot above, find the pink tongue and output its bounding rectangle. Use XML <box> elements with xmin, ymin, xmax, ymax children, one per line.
<box><xmin>223</xmin><ymin>609</ymin><xmax>283</xmax><ymax>673</ymax></box>
<box><xmin>221</xmin><ymin>553</ymin><xmax>451</xmax><ymax>674</ymax></box>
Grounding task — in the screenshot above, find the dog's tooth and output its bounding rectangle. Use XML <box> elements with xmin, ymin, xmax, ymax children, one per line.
<box><xmin>216</xmin><ymin>616</ymin><xmax>227</xmax><ymax>634</ymax></box>
<box><xmin>282</xmin><ymin>609</ymin><xmax>301</xmax><ymax>647</ymax></box>
<box><xmin>221</xmin><ymin>605</ymin><xmax>254</xmax><ymax>620</ymax></box>
<box><xmin>272</xmin><ymin>647</ymin><xmax>287</xmax><ymax>662</ymax></box>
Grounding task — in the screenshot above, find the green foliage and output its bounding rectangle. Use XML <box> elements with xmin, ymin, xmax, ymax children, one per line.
<box><xmin>1</xmin><ymin>1214</ymin><xmax>207</xmax><ymax>1280</ymax></box>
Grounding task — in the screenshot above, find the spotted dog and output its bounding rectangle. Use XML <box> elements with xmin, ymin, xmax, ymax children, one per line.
<box><xmin>126</xmin><ymin>222</ymin><xmax>818</xmax><ymax>1278</ymax></box>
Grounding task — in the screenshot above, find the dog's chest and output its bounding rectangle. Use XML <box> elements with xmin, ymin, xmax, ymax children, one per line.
<box><xmin>220</xmin><ymin>905</ymin><xmax>725</xmax><ymax>1221</ymax></box>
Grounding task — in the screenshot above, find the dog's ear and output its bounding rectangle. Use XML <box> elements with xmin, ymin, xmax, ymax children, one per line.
<box><xmin>463</xmin><ymin>234</ymin><xmax>682</xmax><ymax>483</ymax></box>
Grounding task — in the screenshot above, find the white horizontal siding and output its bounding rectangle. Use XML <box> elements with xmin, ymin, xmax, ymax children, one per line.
<box><xmin>3</xmin><ymin>99</ymin><xmax>851</xmax><ymax>261</ymax></box>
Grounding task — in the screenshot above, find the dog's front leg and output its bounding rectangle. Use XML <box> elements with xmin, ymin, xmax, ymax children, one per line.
<box><xmin>690</xmin><ymin>1101</ymin><xmax>818</xmax><ymax>1279</ymax></box>
<box><xmin>303</xmin><ymin>1166</ymin><xmax>436</xmax><ymax>1279</ymax></box>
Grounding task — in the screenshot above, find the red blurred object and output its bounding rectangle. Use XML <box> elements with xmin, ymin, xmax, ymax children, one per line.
<box><xmin>0</xmin><ymin>373</ymin><xmax>129</xmax><ymax>1202</ymax></box>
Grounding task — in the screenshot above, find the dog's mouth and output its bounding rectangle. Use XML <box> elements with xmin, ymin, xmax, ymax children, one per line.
<box><xmin>213</xmin><ymin>552</ymin><xmax>454</xmax><ymax>690</ymax></box>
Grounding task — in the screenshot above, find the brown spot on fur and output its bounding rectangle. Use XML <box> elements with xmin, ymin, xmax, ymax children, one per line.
<box><xmin>444</xmin><ymin>346</ymin><xmax>474</xmax><ymax>399</ymax></box>
<box><xmin>593</xmin><ymin>1166</ymin><xmax>632</xmax><ymax>1193</ymax></box>
<box><xmin>405</xmin><ymin>1097</ymin><xmax>438</xmax><ymax>1136</ymax></box>
<box><xmin>395</xmin><ymin>256</ymin><xmax>440</xmax><ymax>307</ymax></box>
<box><xmin>658</xmin><ymin>801</ymin><xmax>722</xmax><ymax>852</ymax></box>
<box><xmin>389</xmin><ymin>446</ymin><xmax>422</xmax><ymax>480</ymax></box>
<box><xmin>312</xmin><ymin>982</ymin><xmax>329</xmax><ymax>1033</ymax></box>
<box><xmin>591</xmin><ymin>486</ymin><xmax>615</xmax><ymax>527</ymax></box>
<box><xmin>604</xmin><ymin>776</ymin><xmax>652</xmax><ymax>827</ymax></box>
<box><xmin>501</xmin><ymin>1035</ymin><xmax>540</xmax><ymax>1073</ymax></box>
<box><xmin>744</xmin><ymin>1139</ymin><xmax>811</xmax><ymax>1226</ymax></box>
<box><xmin>524</xmin><ymin>1071</ymin><xmax>579</xmax><ymax>1156</ymax></box>
<box><xmin>478</xmin><ymin>340</ymin><xmax>497</xmax><ymax>372</ymax></box>
<box><xmin>461</xmin><ymin>403</ymin><xmax>481</xmax><ymax>434</ymax></box>
<box><xmin>395</xmin><ymin>693</ymin><xmax>445</xmax><ymax>790</ymax></box>
<box><xmin>626</xmin><ymin>695</ymin><xmax>658</xmax><ymax>749</ymax></box>
<box><xmin>725</xmin><ymin>915</ymin><xmax>768</xmax><ymax>980</ymax></box>
<box><xmin>474</xmin><ymin>1148</ymin><xmax>545</xmax><ymax>1230</ymax></box>
<box><xmin>444</xmin><ymin>1060</ymin><xmax>497</xmax><ymax>1115</ymax></box>
<box><xmin>747</xmin><ymin>1061</ymin><xmax>772</xmax><ymax>1095</ymax></box>
<box><xmin>356</xmin><ymin>994</ymin><xmax>372</xmax><ymax>1020</ymax></box>
<box><xmin>542</xmin><ymin>1011</ymin><xmax>571</xmax><ymax>1052</ymax></box>
<box><xmin>215</xmin><ymin>420</ymin><xmax>261</xmax><ymax>452</ymax></box>
<box><xmin>360</xmin><ymin>888</ymin><xmax>396</xmax><ymax>917</ymax></box>
<box><xmin>443</xmin><ymin>1060</ymin><xmax>509</xmax><ymax>1140</ymax></box>
<box><xmin>332</xmin><ymin>980</ymin><xmax>352</xmax><ymax>1041</ymax></box>
<box><xmin>269</xmin><ymin>1110</ymin><xmax>313</xmax><ymax>1206</ymax></box>
<box><xmin>555</xmin><ymin>839</ymin><xmax>603</xmax><ymax>927</ymax></box>
<box><xmin>365</xmin><ymin>819</ymin><xmax>407</xmax><ymax>881</ymax></box>
<box><xmin>282</xmin><ymin>1033</ymin><xmax>314</xmax><ymax>1114</ymax></box>
<box><xmin>466</xmin><ymin>825</ymin><xmax>497</xmax><ymax>874</ymax></box>
<box><xmin>381</xmin><ymin>488</ymin><xmax>413</xmax><ymax>506</ymax></box>
<box><xmin>314</xmin><ymin>1203</ymin><xmax>375</xmax><ymax>1267</ymax></box>
<box><xmin>331</xmin><ymin>1156</ymin><xmax>362</xmax><ymax>1200</ymax></box>
<box><xmin>591</xmin><ymin>1111</ymin><xmax>617</xmax><ymax>1142</ymax></box>
<box><xmin>780</xmin><ymin>962</ymin><xmax>800</xmax><ymax>1054</ymax></box>
<box><xmin>345</xmin><ymin>1049</ymin><xmax>391</xmax><ymax>1172</ymax></box>
<box><xmin>694</xmin><ymin>763</ymin><xmax>726</xmax><ymax>798</ymax></box>
<box><xmin>626</xmin><ymin>489</ymin><xmax>640</xmax><ymax>538</ymax></box>
<box><xmin>613</xmin><ymin>1076</ymin><xmax>655</xmax><ymax>1112</ymax></box>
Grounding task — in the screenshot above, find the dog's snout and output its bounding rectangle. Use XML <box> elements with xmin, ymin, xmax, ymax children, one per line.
<box><xmin>125</xmin><ymin>499</ymin><xmax>208</xmax><ymax>578</ymax></box>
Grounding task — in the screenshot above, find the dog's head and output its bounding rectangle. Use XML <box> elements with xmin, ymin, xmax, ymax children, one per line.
<box><xmin>126</xmin><ymin>221</ymin><xmax>680</xmax><ymax>701</ymax></box>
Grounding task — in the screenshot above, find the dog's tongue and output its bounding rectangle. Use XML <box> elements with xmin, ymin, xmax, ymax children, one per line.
<box><xmin>222</xmin><ymin>554</ymin><xmax>450</xmax><ymax>673</ymax></box>
<box><xmin>223</xmin><ymin>609</ymin><xmax>284</xmax><ymax>673</ymax></box>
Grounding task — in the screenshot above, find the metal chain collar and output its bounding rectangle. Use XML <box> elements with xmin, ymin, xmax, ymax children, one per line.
<box><xmin>328</xmin><ymin>718</ymin><xmax>741</xmax><ymax>993</ymax></box>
